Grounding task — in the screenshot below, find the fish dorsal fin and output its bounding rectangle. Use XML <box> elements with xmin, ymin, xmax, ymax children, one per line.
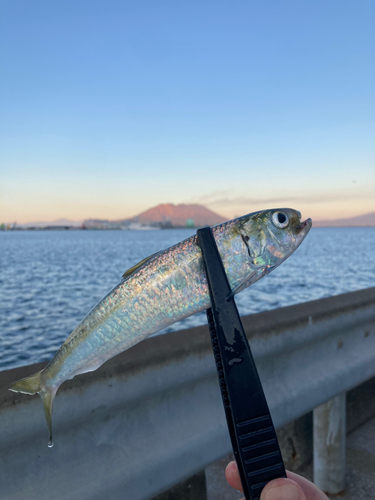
<box><xmin>122</xmin><ymin>252</ymin><xmax>160</xmax><ymax>279</ymax></box>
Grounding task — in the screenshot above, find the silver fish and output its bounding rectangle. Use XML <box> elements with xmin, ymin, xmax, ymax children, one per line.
<box><xmin>10</xmin><ymin>208</ymin><xmax>312</xmax><ymax>446</ymax></box>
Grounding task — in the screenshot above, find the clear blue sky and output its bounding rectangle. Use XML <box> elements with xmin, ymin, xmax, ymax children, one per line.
<box><xmin>1</xmin><ymin>0</ymin><xmax>374</xmax><ymax>223</ymax></box>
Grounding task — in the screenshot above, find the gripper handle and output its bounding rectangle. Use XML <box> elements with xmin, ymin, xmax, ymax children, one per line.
<box><xmin>197</xmin><ymin>227</ymin><xmax>286</xmax><ymax>500</ymax></box>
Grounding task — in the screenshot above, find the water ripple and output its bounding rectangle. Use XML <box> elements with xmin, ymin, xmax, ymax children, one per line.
<box><xmin>0</xmin><ymin>227</ymin><xmax>374</xmax><ymax>371</ymax></box>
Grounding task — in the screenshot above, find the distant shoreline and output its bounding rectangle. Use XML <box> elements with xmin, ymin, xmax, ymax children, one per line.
<box><xmin>1</xmin><ymin>225</ymin><xmax>375</xmax><ymax>231</ymax></box>
<box><xmin>0</xmin><ymin>226</ymin><xmax>195</xmax><ymax>231</ymax></box>
<box><xmin>3</xmin><ymin>204</ymin><xmax>374</xmax><ymax>231</ymax></box>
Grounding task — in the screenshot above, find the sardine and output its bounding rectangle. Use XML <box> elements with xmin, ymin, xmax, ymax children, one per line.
<box><xmin>10</xmin><ymin>208</ymin><xmax>312</xmax><ymax>446</ymax></box>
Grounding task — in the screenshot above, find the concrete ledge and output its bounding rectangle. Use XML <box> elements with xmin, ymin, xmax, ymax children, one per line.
<box><xmin>0</xmin><ymin>287</ymin><xmax>374</xmax><ymax>500</ymax></box>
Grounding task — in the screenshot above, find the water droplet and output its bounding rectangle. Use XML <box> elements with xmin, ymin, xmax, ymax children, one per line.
<box><xmin>48</xmin><ymin>440</ymin><xmax>54</xmax><ymax>448</ymax></box>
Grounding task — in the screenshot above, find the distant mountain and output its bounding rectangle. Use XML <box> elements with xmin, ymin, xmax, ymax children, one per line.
<box><xmin>121</xmin><ymin>203</ymin><xmax>227</xmax><ymax>227</ymax></box>
<box><xmin>315</xmin><ymin>212</ymin><xmax>375</xmax><ymax>227</ymax></box>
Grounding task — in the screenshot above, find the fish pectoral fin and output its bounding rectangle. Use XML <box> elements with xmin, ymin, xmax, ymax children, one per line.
<box><xmin>122</xmin><ymin>252</ymin><xmax>160</xmax><ymax>279</ymax></box>
<box><xmin>226</xmin><ymin>268</ymin><xmax>267</xmax><ymax>301</ymax></box>
<box><xmin>10</xmin><ymin>371</ymin><xmax>57</xmax><ymax>448</ymax></box>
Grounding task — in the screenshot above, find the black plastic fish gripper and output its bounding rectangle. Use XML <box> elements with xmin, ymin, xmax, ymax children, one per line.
<box><xmin>197</xmin><ymin>227</ymin><xmax>286</xmax><ymax>500</ymax></box>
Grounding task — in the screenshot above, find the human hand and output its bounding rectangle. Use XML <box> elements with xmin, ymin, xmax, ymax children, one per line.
<box><xmin>225</xmin><ymin>461</ymin><xmax>329</xmax><ymax>500</ymax></box>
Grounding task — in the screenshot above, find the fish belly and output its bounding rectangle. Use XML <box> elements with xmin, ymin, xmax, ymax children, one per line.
<box><xmin>43</xmin><ymin>236</ymin><xmax>211</xmax><ymax>388</ymax></box>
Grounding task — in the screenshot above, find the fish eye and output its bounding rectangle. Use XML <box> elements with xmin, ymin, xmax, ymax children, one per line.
<box><xmin>272</xmin><ymin>211</ymin><xmax>289</xmax><ymax>229</ymax></box>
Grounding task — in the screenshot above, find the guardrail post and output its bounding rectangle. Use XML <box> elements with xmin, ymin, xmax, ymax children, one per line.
<box><xmin>313</xmin><ymin>393</ymin><xmax>346</xmax><ymax>494</ymax></box>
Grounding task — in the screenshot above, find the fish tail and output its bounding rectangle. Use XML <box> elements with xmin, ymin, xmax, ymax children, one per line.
<box><xmin>9</xmin><ymin>371</ymin><xmax>57</xmax><ymax>448</ymax></box>
<box><xmin>9</xmin><ymin>370</ymin><xmax>42</xmax><ymax>395</ymax></box>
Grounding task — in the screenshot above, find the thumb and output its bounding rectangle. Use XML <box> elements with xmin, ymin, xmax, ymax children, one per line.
<box><xmin>260</xmin><ymin>478</ymin><xmax>306</xmax><ymax>500</ymax></box>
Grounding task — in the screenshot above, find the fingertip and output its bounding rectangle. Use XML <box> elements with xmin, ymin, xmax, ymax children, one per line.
<box><xmin>225</xmin><ymin>460</ymin><xmax>237</xmax><ymax>475</ymax></box>
<box><xmin>260</xmin><ymin>478</ymin><xmax>305</xmax><ymax>500</ymax></box>
<box><xmin>225</xmin><ymin>461</ymin><xmax>243</xmax><ymax>492</ymax></box>
<box><xmin>224</xmin><ymin>460</ymin><xmax>237</xmax><ymax>484</ymax></box>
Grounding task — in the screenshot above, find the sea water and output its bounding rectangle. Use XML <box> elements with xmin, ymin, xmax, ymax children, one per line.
<box><xmin>1</xmin><ymin>227</ymin><xmax>374</xmax><ymax>371</ymax></box>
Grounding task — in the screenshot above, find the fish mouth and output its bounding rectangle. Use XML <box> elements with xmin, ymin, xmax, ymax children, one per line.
<box><xmin>297</xmin><ymin>218</ymin><xmax>312</xmax><ymax>232</ymax></box>
<box><xmin>295</xmin><ymin>218</ymin><xmax>312</xmax><ymax>246</ymax></box>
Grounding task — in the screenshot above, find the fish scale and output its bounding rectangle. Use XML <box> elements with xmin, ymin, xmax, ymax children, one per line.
<box><xmin>9</xmin><ymin>208</ymin><xmax>312</xmax><ymax>446</ymax></box>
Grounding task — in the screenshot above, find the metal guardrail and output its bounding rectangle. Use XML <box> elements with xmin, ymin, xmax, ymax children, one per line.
<box><xmin>0</xmin><ymin>287</ymin><xmax>374</xmax><ymax>500</ymax></box>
